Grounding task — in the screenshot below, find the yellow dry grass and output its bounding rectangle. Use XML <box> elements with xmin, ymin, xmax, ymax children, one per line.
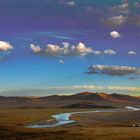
<box><xmin>0</xmin><ymin>109</ymin><xmax>140</xmax><ymax>140</ymax></box>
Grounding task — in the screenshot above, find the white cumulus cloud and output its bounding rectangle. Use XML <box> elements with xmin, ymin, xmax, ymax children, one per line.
<box><xmin>128</xmin><ymin>51</ymin><xmax>136</xmax><ymax>55</ymax></box>
<box><xmin>110</xmin><ymin>31</ymin><xmax>121</xmax><ymax>38</ymax></box>
<box><xmin>30</xmin><ymin>44</ymin><xmax>41</xmax><ymax>53</ymax></box>
<box><xmin>45</xmin><ymin>44</ymin><xmax>62</xmax><ymax>56</ymax></box>
<box><xmin>104</xmin><ymin>49</ymin><xmax>116</xmax><ymax>55</ymax></box>
<box><xmin>70</xmin><ymin>42</ymin><xmax>93</xmax><ymax>56</ymax></box>
<box><xmin>93</xmin><ymin>50</ymin><xmax>116</xmax><ymax>56</ymax></box>
<box><xmin>30</xmin><ymin>42</ymin><xmax>93</xmax><ymax>57</ymax></box>
<box><xmin>0</xmin><ymin>41</ymin><xmax>13</xmax><ymax>51</ymax></box>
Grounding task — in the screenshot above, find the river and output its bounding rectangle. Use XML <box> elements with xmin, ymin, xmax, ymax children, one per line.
<box><xmin>27</xmin><ymin>106</ymin><xmax>140</xmax><ymax>128</ymax></box>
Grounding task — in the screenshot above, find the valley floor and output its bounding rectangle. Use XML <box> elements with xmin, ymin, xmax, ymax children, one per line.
<box><xmin>0</xmin><ymin>108</ymin><xmax>140</xmax><ymax>140</ymax></box>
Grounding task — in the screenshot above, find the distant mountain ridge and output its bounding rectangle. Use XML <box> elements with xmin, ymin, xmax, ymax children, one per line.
<box><xmin>43</xmin><ymin>92</ymin><xmax>140</xmax><ymax>102</ymax></box>
<box><xmin>0</xmin><ymin>92</ymin><xmax>140</xmax><ymax>108</ymax></box>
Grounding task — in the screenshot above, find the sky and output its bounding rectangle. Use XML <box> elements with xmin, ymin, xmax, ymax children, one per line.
<box><xmin>0</xmin><ymin>0</ymin><xmax>140</xmax><ymax>96</ymax></box>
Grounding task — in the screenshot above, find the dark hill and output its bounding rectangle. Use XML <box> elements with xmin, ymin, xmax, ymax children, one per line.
<box><xmin>61</xmin><ymin>101</ymin><xmax>114</xmax><ymax>109</ymax></box>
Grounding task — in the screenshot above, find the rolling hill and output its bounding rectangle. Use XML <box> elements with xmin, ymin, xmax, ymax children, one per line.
<box><xmin>0</xmin><ymin>92</ymin><xmax>140</xmax><ymax>108</ymax></box>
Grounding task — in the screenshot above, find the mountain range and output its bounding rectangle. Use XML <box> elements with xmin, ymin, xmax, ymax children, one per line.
<box><xmin>0</xmin><ymin>92</ymin><xmax>140</xmax><ymax>108</ymax></box>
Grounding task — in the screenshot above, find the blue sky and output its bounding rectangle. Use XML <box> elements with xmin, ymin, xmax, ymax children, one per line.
<box><xmin>0</xmin><ymin>0</ymin><xmax>140</xmax><ymax>96</ymax></box>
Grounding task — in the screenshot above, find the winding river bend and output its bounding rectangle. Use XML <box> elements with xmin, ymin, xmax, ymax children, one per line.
<box><xmin>27</xmin><ymin>106</ymin><xmax>140</xmax><ymax>128</ymax></box>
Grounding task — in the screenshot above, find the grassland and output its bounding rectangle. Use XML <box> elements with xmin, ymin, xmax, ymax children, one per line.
<box><xmin>72</xmin><ymin>110</ymin><xmax>140</xmax><ymax>127</ymax></box>
<box><xmin>0</xmin><ymin>108</ymin><xmax>140</xmax><ymax>140</ymax></box>
<box><xmin>0</xmin><ymin>108</ymin><xmax>93</xmax><ymax>126</ymax></box>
